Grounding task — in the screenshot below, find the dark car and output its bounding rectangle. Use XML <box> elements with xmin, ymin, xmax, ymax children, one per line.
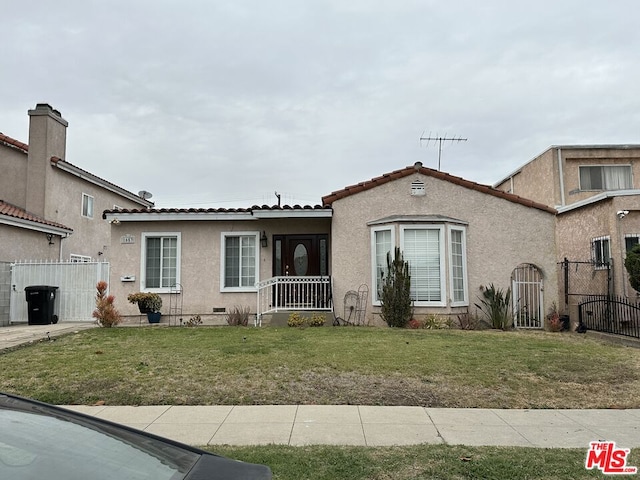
<box><xmin>0</xmin><ymin>392</ymin><xmax>271</xmax><ymax>479</ymax></box>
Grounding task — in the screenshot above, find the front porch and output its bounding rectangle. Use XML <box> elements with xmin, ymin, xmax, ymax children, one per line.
<box><xmin>256</xmin><ymin>276</ymin><xmax>333</xmax><ymax>326</ymax></box>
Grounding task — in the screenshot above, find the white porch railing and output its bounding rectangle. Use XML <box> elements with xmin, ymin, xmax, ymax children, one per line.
<box><xmin>256</xmin><ymin>276</ymin><xmax>332</xmax><ymax>326</ymax></box>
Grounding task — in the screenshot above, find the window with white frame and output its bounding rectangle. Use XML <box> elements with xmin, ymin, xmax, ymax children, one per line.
<box><xmin>579</xmin><ymin>165</ymin><xmax>632</xmax><ymax>191</ymax></box>
<box><xmin>371</xmin><ymin>227</ymin><xmax>394</xmax><ymax>303</ymax></box>
<box><xmin>401</xmin><ymin>226</ymin><xmax>445</xmax><ymax>305</ymax></box>
<box><xmin>370</xmin><ymin>222</ymin><xmax>468</xmax><ymax>307</ymax></box>
<box><xmin>592</xmin><ymin>236</ymin><xmax>610</xmax><ymax>269</ymax></box>
<box><xmin>142</xmin><ymin>233</ymin><xmax>180</xmax><ymax>290</ymax></box>
<box><xmin>221</xmin><ymin>232</ymin><xmax>259</xmax><ymax>291</ymax></box>
<box><xmin>81</xmin><ymin>193</ymin><xmax>94</xmax><ymax>218</ymax></box>
<box><xmin>449</xmin><ymin>226</ymin><xmax>468</xmax><ymax>305</ymax></box>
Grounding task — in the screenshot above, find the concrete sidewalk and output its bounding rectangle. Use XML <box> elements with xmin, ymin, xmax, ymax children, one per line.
<box><xmin>59</xmin><ymin>404</ymin><xmax>640</xmax><ymax>449</ymax></box>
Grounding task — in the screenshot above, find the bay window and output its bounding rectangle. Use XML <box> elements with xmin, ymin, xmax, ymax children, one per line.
<box><xmin>371</xmin><ymin>221</ymin><xmax>468</xmax><ymax>307</ymax></box>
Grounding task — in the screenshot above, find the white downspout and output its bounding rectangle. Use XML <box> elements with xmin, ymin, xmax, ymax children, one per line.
<box><xmin>557</xmin><ymin>148</ymin><xmax>566</xmax><ymax>207</ymax></box>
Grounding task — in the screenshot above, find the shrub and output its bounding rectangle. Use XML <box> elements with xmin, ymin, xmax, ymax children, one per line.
<box><xmin>308</xmin><ymin>313</ymin><xmax>326</xmax><ymax>327</ymax></box>
<box><xmin>287</xmin><ymin>312</ymin><xmax>326</xmax><ymax>327</ymax></box>
<box><xmin>423</xmin><ymin>314</ymin><xmax>450</xmax><ymax>329</ymax></box>
<box><xmin>625</xmin><ymin>244</ymin><xmax>640</xmax><ymax>293</ymax></box>
<box><xmin>380</xmin><ymin>247</ymin><xmax>413</xmax><ymax>328</ymax></box>
<box><xmin>475</xmin><ymin>284</ymin><xmax>512</xmax><ymax>330</ymax></box>
<box><xmin>287</xmin><ymin>312</ymin><xmax>305</xmax><ymax>328</ymax></box>
<box><xmin>546</xmin><ymin>303</ymin><xmax>562</xmax><ymax>332</ymax></box>
<box><xmin>185</xmin><ymin>314</ymin><xmax>203</xmax><ymax>327</ymax></box>
<box><xmin>456</xmin><ymin>312</ymin><xmax>479</xmax><ymax>330</ymax></box>
<box><xmin>407</xmin><ymin>318</ymin><xmax>422</xmax><ymax>329</ymax></box>
<box><xmin>127</xmin><ymin>292</ymin><xmax>162</xmax><ymax>313</ymax></box>
<box><xmin>226</xmin><ymin>306</ymin><xmax>250</xmax><ymax>326</ymax></box>
<box><xmin>93</xmin><ymin>281</ymin><xmax>122</xmax><ymax>328</ymax></box>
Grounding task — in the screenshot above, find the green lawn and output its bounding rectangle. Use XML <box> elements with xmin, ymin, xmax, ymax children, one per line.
<box><xmin>211</xmin><ymin>444</ymin><xmax>639</xmax><ymax>480</ymax></box>
<box><xmin>1</xmin><ymin>327</ymin><xmax>638</xmax><ymax>408</ymax></box>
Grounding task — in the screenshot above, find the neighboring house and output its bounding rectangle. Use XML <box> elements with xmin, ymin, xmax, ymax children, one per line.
<box><xmin>0</xmin><ymin>104</ymin><xmax>154</xmax><ymax>263</ymax></box>
<box><xmin>494</xmin><ymin>145</ymin><xmax>640</xmax><ymax>318</ymax></box>
<box><xmin>0</xmin><ymin>104</ymin><xmax>155</xmax><ymax>327</ymax></box>
<box><xmin>104</xmin><ymin>162</ymin><xmax>558</xmax><ymax>327</ymax></box>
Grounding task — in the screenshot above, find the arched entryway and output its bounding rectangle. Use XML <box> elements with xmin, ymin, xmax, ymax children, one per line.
<box><xmin>511</xmin><ymin>264</ymin><xmax>544</xmax><ymax>328</ymax></box>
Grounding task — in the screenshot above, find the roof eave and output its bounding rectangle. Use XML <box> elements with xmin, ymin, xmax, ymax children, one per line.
<box><xmin>103</xmin><ymin>211</ymin><xmax>256</xmax><ymax>222</ymax></box>
<box><xmin>52</xmin><ymin>159</ymin><xmax>154</xmax><ymax>208</ymax></box>
<box><xmin>0</xmin><ymin>215</ymin><xmax>73</xmax><ymax>236</ymax></box>
<box><xmin>557</xmin><ymin>190</ymin><xmax>640</xmax><ymax>214</ymax></box>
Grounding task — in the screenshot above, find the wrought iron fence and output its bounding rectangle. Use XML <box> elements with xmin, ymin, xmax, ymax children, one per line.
<box><xmin>578</xmin><ymin>295</ymin><xmax>640</xmax><ymax>339</ymax></box>
<box><xmin>559</xmin><ymin>258</ymin><xmax>612</xmax><ymax>305</ymax></box>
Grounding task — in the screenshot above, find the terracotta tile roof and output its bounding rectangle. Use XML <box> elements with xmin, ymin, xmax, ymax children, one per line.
<box><xmin>0</xmin><ymin>200</ymin><xmax>73</xmax><ymax>231</ymax></box>
<box><xmin>322</xmin><ymin>163</ymin><xmax>557</xmax><ymax>214</ymax></box>
<box><xmin>102</xmin><ymin>204</ymin><xmax>331</xmax><ymax>217</ymax></box>
<box><xmin>0</xmin><ymin>132</ymin><xmax>28</xmax><ymax>153</ymax></box>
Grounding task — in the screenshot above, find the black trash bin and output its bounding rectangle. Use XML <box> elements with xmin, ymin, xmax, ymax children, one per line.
<box><xmin>24</xmin><ymin>286</ymin><xmax>59</xmax><ymax>325</ymax></box>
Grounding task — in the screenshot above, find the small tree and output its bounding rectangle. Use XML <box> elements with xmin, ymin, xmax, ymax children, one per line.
<box><xmin>625</xmin><ymin>244</ymin><xmax>640</xmax><ymax>293</ymax></box>
<box><xmin>93</xmin><ymin>281</ymin><xmax>122</xmax><ymax>327</ymax></box>
<box><xmin>380</xmin><ymin>247</ymin><xmax>412</xmax><ymax>328</ymax></box>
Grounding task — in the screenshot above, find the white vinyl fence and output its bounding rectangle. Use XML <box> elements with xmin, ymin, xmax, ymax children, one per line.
<box><xmin>10</xmin><ymin>260</ymin><xmax>109</xmax><ymax>323</ymax></box>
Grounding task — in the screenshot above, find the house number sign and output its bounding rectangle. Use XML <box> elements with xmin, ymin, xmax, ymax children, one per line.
<box><xmin>120</xmin><ymin>234</ymin><xmax>135</xmax><ymax>244</ymax></box>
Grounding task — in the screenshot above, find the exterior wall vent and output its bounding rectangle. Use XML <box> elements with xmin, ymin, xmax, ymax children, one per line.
<box><xmin>411</xmin><ymin>181</ymin><xmax>425</xmax><ymax>196</ymax></box>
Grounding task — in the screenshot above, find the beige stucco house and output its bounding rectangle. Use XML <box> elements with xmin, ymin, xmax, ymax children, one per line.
<box><xmin>104</xmin><ymin>162</ymin><xmax>558</xmax><ymax>327</ymax></box>
<box><xmin>0</xmin><ymin>104</ymin><xmax>154</xmax><ymax>263</ymax></box>
<box><xmin>494</xmin><ymin>145</ymin><xmax>640</xmax><ymax>319</ymax></box>
<box><xmin>0</xmin><ymin>104</ymin><xmax>154</xmax><ymax>326</ymax></box>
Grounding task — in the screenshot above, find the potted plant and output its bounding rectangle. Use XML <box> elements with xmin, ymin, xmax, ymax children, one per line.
<box><xmin>127</xmin><ymin>292</ymin><xmax>162</xmax><ymax>323</ymax></box>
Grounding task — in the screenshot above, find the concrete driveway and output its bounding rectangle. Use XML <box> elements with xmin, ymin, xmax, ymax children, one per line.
<box><xmin>0</xmin><ymin>322</ymin><xmax>96</xmax><ymax>351</ymax></box>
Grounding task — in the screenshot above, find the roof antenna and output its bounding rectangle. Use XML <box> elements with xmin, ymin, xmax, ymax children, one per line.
<box><xmin>274</xmin><ymin>191</ymin><xmax>281</xmax><ymax>207</ymax></box>
<box><xmin>419</xmin><ymin>132</ymin><xmax>467</xmax><ymax>171</ymax></box>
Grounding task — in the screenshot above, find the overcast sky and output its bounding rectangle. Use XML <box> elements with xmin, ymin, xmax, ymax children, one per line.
<box><xmin>2</xmin><ymin>1</ymin><xmax>638</xmax><ymax>208</ymax></box>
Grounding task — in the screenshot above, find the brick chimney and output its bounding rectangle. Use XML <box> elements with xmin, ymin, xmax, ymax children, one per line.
<box><xmin>25</xmin><ymin>104</ymin><xmax>68</xmax><ymax>218</ymax></box>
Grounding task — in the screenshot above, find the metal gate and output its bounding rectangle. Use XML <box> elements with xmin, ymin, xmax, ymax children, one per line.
<box><xmin>511</xmin><ymin>263</ymin><xmax>543</xmax><ymax>328</ymax></box>
<box><xmin>10</xmin><ymin>260</ymin><xmax>109</xmax><ymax>323</ymax></box>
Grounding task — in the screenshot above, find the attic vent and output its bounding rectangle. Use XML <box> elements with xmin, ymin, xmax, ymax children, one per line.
<box><xmin>411</xmin><ymin>181</ymin><xmax>425</xmax><ymax>196</ymax></box>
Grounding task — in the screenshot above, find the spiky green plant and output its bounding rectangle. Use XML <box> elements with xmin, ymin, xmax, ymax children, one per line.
<box><xmin>475</xmin><ymin>284</ymin><xmax>512</xmax><ymax>330</ymax></box>
<box><xmin>380</xmin><ymin>247</ymin><xmax>413</xmax><ymax>328</ymax></box>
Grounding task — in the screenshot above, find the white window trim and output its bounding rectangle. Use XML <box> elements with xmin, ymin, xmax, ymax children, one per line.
<box><xmin>592</xmin><ymin>235</ymin><xmax>610</xmax><ymax>270</ymax></box>
<box><xmin>448</xmin><ymin>225</ymin><xmax>469</xmax><ymax>307</ymax></box>
<box><xmin>371</xmin><ymin>226</ymin><xmax>395</xmax><ymax>306</ymax></box>
<box><xmin>81</xmin><ymin>193</ymin><xmax>94</xmax><ymax>219</ymax></box>
<box><xmin>220</xmin><ymin>231</ymin><xmax>260</xmax><ymax>292</ymax></box>
<box><xmin>140</xmin><ymin>232</ymin><xmax>181</xmax><ymax>293</ymax></box>
<box><xmin>400</xmin><ymin>225</ymin><xmax>446</xmax><ymax>307</ymax></box>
